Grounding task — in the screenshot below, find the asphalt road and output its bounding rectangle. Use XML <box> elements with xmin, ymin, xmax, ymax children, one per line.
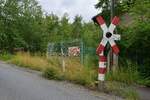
<box><xmin>0</xmin><ymin>61</ymin><xmax>122</xmax><ymax>100</ymax></box>
<box><xmin>137</xmin><ymin>87</ymin><xmax>150</xmax><ymax>100</ymax></box>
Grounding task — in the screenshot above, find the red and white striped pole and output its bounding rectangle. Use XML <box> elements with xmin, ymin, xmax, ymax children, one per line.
<box><xmin>98</xmin><ymin>53</ymin><xmax>107</xmax><ymax>81</ymax></box>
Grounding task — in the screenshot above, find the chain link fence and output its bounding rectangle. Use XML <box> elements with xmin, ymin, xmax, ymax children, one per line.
<box><xmin>47</xmin><ymin>39</ymin><xmax>97</xmax><ymax>68</ymax></box>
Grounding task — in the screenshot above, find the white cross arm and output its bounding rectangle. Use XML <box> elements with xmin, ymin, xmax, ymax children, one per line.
<box><xmin>112</xmin><ymin>34</ymin><xmax>121</xmax><ymax>40</ymax></box>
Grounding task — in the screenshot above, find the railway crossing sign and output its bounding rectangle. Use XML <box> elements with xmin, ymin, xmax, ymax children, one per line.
<box><xmin>96</xmin><ymin>16</ymin><xmax>120</xmax><ymax>55</ymax></box>
<box><xmin>92</xmin><ymin>15</ymin><xmax>121</xmax><ymax>81</ymax></box>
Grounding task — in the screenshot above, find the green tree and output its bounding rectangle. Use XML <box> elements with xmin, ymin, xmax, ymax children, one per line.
<box><xmin>72</xmin><ymin>15</ymin><xmax>83</xmax><ymax>39</ymax></box>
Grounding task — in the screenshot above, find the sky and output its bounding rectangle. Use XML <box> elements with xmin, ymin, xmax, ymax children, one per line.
<box><xmin>37</xmin><ymin>0</ymin><xmax>99</xmax><ymax>22</ymax></box>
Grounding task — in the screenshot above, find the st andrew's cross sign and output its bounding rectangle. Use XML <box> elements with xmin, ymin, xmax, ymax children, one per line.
<box><xmin>92</xmin><ymin>15</ymin><xmax>121</xmax><ymax>81</ymax></box>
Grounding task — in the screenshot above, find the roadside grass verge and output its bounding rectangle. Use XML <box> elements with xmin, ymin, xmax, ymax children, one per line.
<box><xmin>44</xmin><ymin>56</ymin><xmax>97</xmax><ymax>87</ymax></box>
<box><xmin>105</xmin><ymin>81</ymin><xmax>139</xmax><ymax>100</ymax></box>
<box><xmin>10</xmin><ymin>52</ymin><xmax>49</xmax><ymax>71</ymax></box>
<box><xmin>105</xmin><ymin>61</ymin><xmax>140</xmax><ymax>100</ymax></box>
<box><xmin>0</xmin><ymin>52</ymin><xmax>140</xmax><ymax>100</ymax></box>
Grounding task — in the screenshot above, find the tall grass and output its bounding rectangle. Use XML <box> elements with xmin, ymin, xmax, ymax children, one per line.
<box><xmin>105</xmin><ymin>81</ymin><xmax>139</xmax><ymax>100</ymax></box>
<box><xmin>10</xmin><ymin>52</ymin><xmax>97</xmax><ymax>87</ymax></box>
<box><xmin>106</xmin><ymin>61</ymin><xmax>140</xmax><ymax>84</ymax></box>
<box><xmin>104</xmin><ymin>61</ymin><xmax>140</xmax><ymax>100</ymax></box>
<box><xmin>45</xmin><ymin>56</ymin><xmax>97</xmax><ymax>87</ymax></box>
<box><xmin>10</xmin><ymin>52</ymin><xmax>49</xmax><ymax>71</ymax></box>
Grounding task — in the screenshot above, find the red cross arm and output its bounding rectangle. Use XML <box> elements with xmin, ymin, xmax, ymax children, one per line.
<box><xmin>96</xmin><ymin>16</ymin><xmax>108</xmax><ymax>33</ymax></box>
<box><xmin>96</xmin><ymin>16</ymin><xmax>105</xmax><ymax>25</ymax></box>
<box><xmin>109</xmin><ymin>16</ymin><xmax>120</xmax><ymax>34</ymax></box>
<box><xmin>96</xmin><ymin>44</ymin><xmax>105</xmax><ymax>55</ymax></box>
<box><xmin>109</xmin><ymin>39</ymin><xmax>120</xmax><ymax>54</ymax></box>
<box><xmin>96</xmin><ymin>39</ymin><xmax>107</xmax><ymax>55</ymax></box>
<box><xmin>111</xmin><ymin>16</ymin><xmax>120</xmax><ymax>25</ymax></box>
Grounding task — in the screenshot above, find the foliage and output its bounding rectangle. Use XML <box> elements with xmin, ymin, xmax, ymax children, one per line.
<box><xmin>0</xmin><ymin>52</ymin><xmax>13</xmax><ymax>61</ymax></box>
<box><xmin>95</xmin><ymin>0</ymin><xmax>137</xmax><ymax>15</ymax></box>
<box><xmin>0</xmin><ymin>0</ymin><xmax>100</xmax><ymax>53</ymax></box>
<box><xmin>43</xmin><ymin>67</ymin><xmax>61</xmax><ymax>80</ymax></box>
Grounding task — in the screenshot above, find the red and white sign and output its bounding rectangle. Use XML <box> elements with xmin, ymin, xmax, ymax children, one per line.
<box><xmin>68</xmin><ymin>47</ymin><xmax>80</xmax><ymax>56</ymax></box>
<box><xmin>96</xmin><ymin>16</ymin><xmax>120</xmax><ymax>55</ymax></box>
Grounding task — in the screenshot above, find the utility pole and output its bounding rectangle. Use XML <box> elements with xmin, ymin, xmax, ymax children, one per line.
<box><xmin>111</xmin><ymin>0</ymin><xmax>114</xmax><ymax>20</ymax></box>
<box><xmin>110</xmin><ymin>0</ymin><xmax>119</xmax><ymax>71</ymax></box>
<box><xmin>107</xmin><ymin>0</ymin><xmax>114</xmax><ymax>72</ymax></box>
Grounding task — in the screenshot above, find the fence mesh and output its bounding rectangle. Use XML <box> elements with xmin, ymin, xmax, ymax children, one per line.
<box><xmin>47</xmin><ymin>39</ymin><xmax>97</xmax><ymax>67</ymax></box>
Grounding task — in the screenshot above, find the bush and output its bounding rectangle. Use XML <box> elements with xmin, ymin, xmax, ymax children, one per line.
<box><xmin>43</xmin><ymin>67</ymin><xmax>61</xmax><ymax>80</ymax></box>
<box><xmin>0</xmin><ymin>52</ymin><xmax>13</xmax><ymax>61</ymax></box>
<box><xmin>63</xmin><ymin>67</ymin><xmax>97</xmax><ymax>86</ymax></box>
<box><xmin>138</xmin><ymin>77</ymin><xmax>150</xmax><ymax>87</ymax></box>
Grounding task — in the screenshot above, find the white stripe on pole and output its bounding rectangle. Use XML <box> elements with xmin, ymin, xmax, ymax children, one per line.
<box><xmin>98</xmin><ymin>74</ymin><xmax>105</xmax><ymax>81</ymax></box>
<box><xmin>108</xmin><ymin>23</ymin><xmax>116</xmax><ymax>34</ymax></box>
<box><xmin>99</xmin><ymin>62</ymin><xmax>107</xmax><ymax>68</ymax></box>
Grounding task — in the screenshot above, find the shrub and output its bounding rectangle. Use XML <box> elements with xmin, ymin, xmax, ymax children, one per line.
<box><xmin>0</xmin><ymin>52</ymin><xmax>13</xmax><ymax>61</ymax></box>
<box><xmin>43</xmin><ymin>67</ymin><xmax>60</xmax><ymax>80</ymax></box>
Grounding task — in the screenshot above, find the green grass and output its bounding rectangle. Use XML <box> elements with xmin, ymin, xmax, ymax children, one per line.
<box><xmin>137</xmin><ymin>77</ymin><xmax>150</xmax><ymax>87</ymax></box>
<box><xmin>0</xmin><ymin>52</ymin><xmax>13</xmax><ymax>61</ymax></box>
<box><xmin>104</xmin><ymin>61</ymin><xmax>140</xmax><ymax>100</ymax></box>
<box><xmin>106</xmin><ymin>61</ymin><xmax>140</xmax><ymax>84</ymax></box>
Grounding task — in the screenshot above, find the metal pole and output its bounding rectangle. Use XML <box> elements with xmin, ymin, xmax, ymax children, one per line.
<box><xmin>111</xmin><ymin>0</ymin><xmax>119</xmax><ymax>71</ymax></box>
<box><xmin>111</xmin><ymin>0</ymin><xmax>114</xmax><ymax>20</ymax></box>
<box><xmin>61</xmin><ymin>42</ymin><xmax>65</xmax><ymax>72</ymax></box>
<box><xmin>80</xmin><ymin>40</ymin><xmax>84</xmax><ymax>64</ymax></box>
<box><xmin>107</xmin><ymin>0</ymin><xmax>115</xmax><ymax>72</ymax></box>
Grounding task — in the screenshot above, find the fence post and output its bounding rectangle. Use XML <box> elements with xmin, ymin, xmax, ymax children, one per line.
<box><xmin>60</xmin><ymin>42</ymin><xmax>65</xmax><ymax>72</ymax></box>
<box><xmin>80</xmin><ymin>40</ymin><xmax>84</xmax><ymax>64</ymax></box>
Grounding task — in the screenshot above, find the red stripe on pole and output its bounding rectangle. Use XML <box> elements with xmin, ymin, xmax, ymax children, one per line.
<box><xmin>99</xmin><ymin>56</ymin><xmax>107</xmax><ymax>62</ymax></box>
<box><xmin>99</xmin><ymin>68</ymin><xmax>107</xmax><ymax>74</ymax></box>
<box><xmin>96</xmin><ymin>44</ymin><xmax>105</xmax><ymax>55</ymax></box>
<box><xmin>112</xmin><ymin>45</ymin><xmax>120</xmax><ymax>54</ymax></box>
<box><xmin>111</xmin><ymin>16</ymin><xmax>120</xmax><ymax>25</ymax></box>
<box><xmin>96</xmin><ymin>16</ymin><xmax>105</xmax><ymax>25</ymax></box>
